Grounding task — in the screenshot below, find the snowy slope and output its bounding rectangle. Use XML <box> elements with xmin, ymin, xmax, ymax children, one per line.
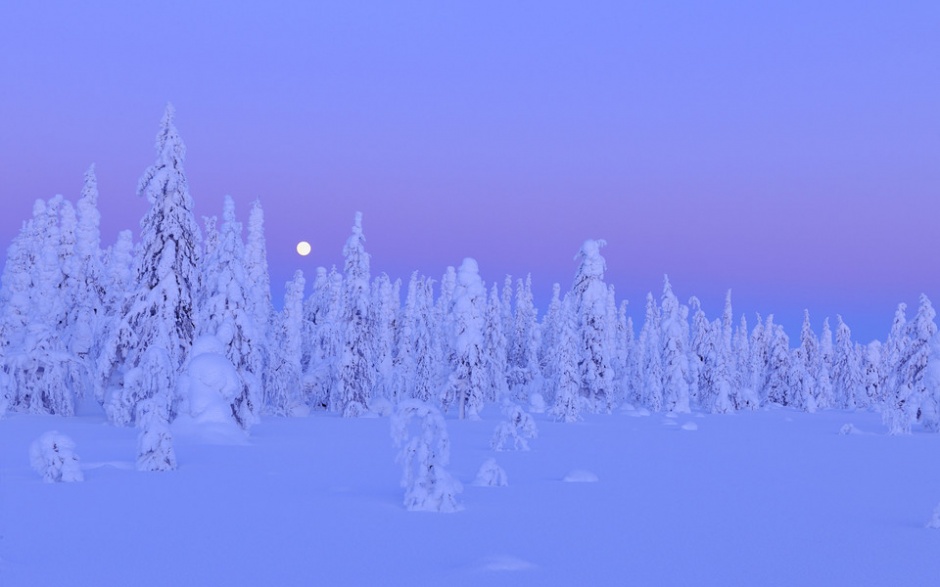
<box><xmin>1</xmin><ymin>406</ymin><xmax>939</xmax><ymax>586</ymax></box>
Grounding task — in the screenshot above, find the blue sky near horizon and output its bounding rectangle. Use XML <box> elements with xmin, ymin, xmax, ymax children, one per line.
<box><xmin>0</xmin><ymin>1</ymin><xmax>937</xmax><ymax>342</ymax></box>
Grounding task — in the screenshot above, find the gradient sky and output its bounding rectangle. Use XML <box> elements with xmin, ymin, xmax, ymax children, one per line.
<box><xmin>1</xmin><ymin>1</ymin><xmax>937</xmax><ymax>342</ymax></box>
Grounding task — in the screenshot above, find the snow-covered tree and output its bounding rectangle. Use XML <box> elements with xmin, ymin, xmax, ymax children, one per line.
<box><xmin>551</xmin><ymin>295</ymin><xmax>583</xmax><ymax>422</ymax></box>
<box><xmin>788</xmin><ymin>311</ymin><xmax>818</xmax><ymax>411</ymax></box>
<box><xmin>482</xmin><ymin>282</ymin><xmax>509</xmax><ymax>403</ymax></box>
<box><xmin>763</xmin><ymin>318</ymin><xmax>791</xmax><ymax>406</ymax></box>
<box><xmin>99</xmin><ymin>104</ymin><xmax>201</xmax><ymax>425</ymax></box>
<box><xmin>370</xmin><ymin>273</ymin><xmax>398</xmax><ymax>403</ymax></box>
<box><xmin>334</xmin><ymin>212</ymin><xmax>374</xmax><ymax>416</ymax></box>
<box><xmin>572</xmin><ymin>240</ymin><xmax>615</xmax><ymax>413</ymax></box>
<box><xmin>492</xmin><ymin>401</ymin><xmax>538</xmax><ymax>451</ymax></box>
<box><xmin>197</xmin><ymin>195</ymin><xmax>263</xmax><ymax>428</ymax></box>
<box><xmin>136</xmin><ymin>398</ymin><xmax>177</xmax><ymax>472</ymax></box>
<box><xmin>831</xmin><ymin>316</ymin><xmax>863</xmax><ymax>410</ymax></box>
<box><xmin>391</xmin><ymin>400</ymin><xmax>462</xmax><ymax>512</ymax></box>
<box><xmin>474</xmin><ymin>458</ymin><xmax>508</xmax><ymax>487</ymax></box>
<box><xmin>507</xmin><ymin>275</ymin><xmax>541</xmax><ymax>402</ymax></box>
<box><xmin>890</xmin><ymin>295</ymin><xmax>939</xmax><ymax>432</ymax></box>
<box><xmin>70</xmin><ymin>165</ymin><xmax>105</xmax><ymax>362</ymax></box>
<box><xmin>441</xmin><ymin>258</ymin><xmax>487</xmax><ymax>419</ymax></box>
<box><xmin>660</xmin><ymin>276</ymin><xmax>691</xmax><ymax>413</ymax></box>
<box><xmin>637</xmin><ymin>292</ymin><xmax>664</xmax><ymax>411</ymax></box>
<box><xmin>30</xmin><ymin>431</ymin><xmax>83</xmax><ymax>483</ymax></box>
<box><xmin>265</xmin><ymin>271</ymin><xmax>305</xmax><ymax>416</ymax></box>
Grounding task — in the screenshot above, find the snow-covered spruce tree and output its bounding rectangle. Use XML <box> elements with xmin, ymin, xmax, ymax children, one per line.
<box><xmin>688</xmin><ymin>296</ymin><xmax>710</xmax><ymax>407</ymax></box>
<box><xmin>70</xmin><ymin>165</ymin><xmax>105</xmax><ymax>363</ymax></box>
<box><xmin>441</xmin><ymin>258</ymin><xmax>487</xmax><ymax>419</ymax></box>
<box><xmin>244</xmin><ymin>199</ymin><xmax>273</xmax><ymax>395</ymax></box>
<box><xmin>412</xmin><ymin>276</ymin><xmax>443</xmax><ymax>403</ymax></box>
<box><xmin>474</xmin><ymin>458</ymin><xmax>508</xmax><ymax>487</ymax></box>
<box><xmin>831</xmin><ymin>316</ymin><xmax>863</xmax><ymax>410</ymax></box>
<box><xmin>482</xmin><ymin>282</ymin><xmax>509</xmax><ymax>404</ymax></box>
<box><xmin>862</xmin><ymin>341</ymin><xmax>884</xmax><ymax>407</ymax></box>
<box><xmin>551</xmin><ymin>295</ymin><xmax>583</xmax><ymax>422</ymax></box>
<box><xmin>637</xmin><ymin>292</ymin><xmax>664</xmax><ymax>411</ymax></box>
<box><xmin>334</xmin><ymin>212</ymin><xmax>374</xmax><ymax>416</ymax></box>
<box><xmin>370</xmin><ymin>273</ymin><xmax>398</xmax><ymax>404</ymax></box>
<box><xmin>135</xmin><ymin>397</ymin><xmax>177</xmax><ymax>472</ymax></box>
<box><xmin>538</xmin><ymin>283</ymin><xmax>563</xmax><ymax>395</ymax></box>
<box><xmin>660</xmin><ymin>276</ymin><xmax>691</xmax><ymax>413</ymax></box>
<box><xmin>391</xmin><ymin>400</ymin><xmax>462</xmax><ymax>512</ymax></box>
<box><xmin>30</xmin><ymin>431</ymin><xmax>83</xmax><ymax>483</ymax></box>
<box><xmin>197</xmin><ymin>195</ymin><xmax>263</xmax><ymax>428</ymax></box>
<box><xmin>94</xmin><ymin>230</ymin><xmax>135</xmax><ymax>404</ymax></box>
<box><xmin>3</xmin><ymin>199</ymin><xmax>85</xmax><ymax>415</ymax></box>
<box><xmin>492</xmin><ymin>401</ymin><xmax>538</xmax><ymax>451</ymax></box>
<box><xmin>302</xmin><ymin>266</ymin><xmax>343</xmax><ymax>409</ymax></box>
<box><xmin>389</xmin><ymin>272</ymin><xmax>420</xmax><ymax>404</ymax></box>
<box><xmin>265</xmin><ymin>271</ymin><xmax>305</xmax><ymax>416</ymax></box>
<box><xmin>99</xmin><ymin>105</ymin><xmax>201</xmax><ymax>425</ymax></box>
<box><xmin>729</xmin><ymin>314</ymin><xmax>759</xmax><ymax>409</ymax></box>
<box><xmin>202</xmin><ymin>214</ymin><xmax>219</xmax><ymax>261</ymax></box>
<box><xmin>787</xmin><ymin>310</ymin><xmax>818</xmax><ymax>412</ymax></box>
<box><xmin>748</xmin><ymin>314</ymin><xmax>769</xmax><ymax>402</ymax></box>
<box><xmin>890</xmin><ymin>295</ymin><xmax>939</xmax><ymax>432</ymax></box>
<box><xmin>507</xmin><ymin>275</ymin><xmax>541</xmax><ymax>403</ymax></box>
<box><xmin>572</xmin><ymin>240</ymin><xmax>615</xmax><ymax>413</ymax></box>
<box><xmin>763</xmin><ymin>318</ymin><xmax>791</xmax><ymax>406</ymax></box>
<box><xmin>609</xmin><ymin>292</ymin><xmax>630</xmax><ymax>405</ymax></box>
<box><xmin>815</xmin><ymin>317</ymin><xmax>835</xmax><ymax>408</ymax></box>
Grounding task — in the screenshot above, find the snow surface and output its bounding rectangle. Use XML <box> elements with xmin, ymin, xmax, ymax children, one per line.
<box><xmin>2</xmin><ymin>407</ymin><xmax>940</xmax><ymax>585</ymax></box>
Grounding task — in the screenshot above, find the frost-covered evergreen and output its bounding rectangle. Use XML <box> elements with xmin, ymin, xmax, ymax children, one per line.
<box><xmin>334</xmin><ymin>212</ymin><xmax>374</xmax><ymax>416</ymax></box>
<box><xmin>442</xmin><ymin>258</ymin><xmax>487</xmax><ymax>419</ymax></box>
<box><xmin>638</xmin><ymin>293</ymin><xmax>664</xmax><ymax>411</ymax></box>
<box><xmin>370</xmin><ymin>273</ymin><xmax>398</xmax><ymax>403</ymax></box>
<box><xmin>136</xmin><ymin>398</ymin><xmax>177</xmax><ymax>472</ymax></box>
<box><xmin>391</xmin><ymin>400</ymin><xmax>462</xmax><ymax>512</ymax></box>
<box><xmin>265</xmin><ymin>271</ymin><xmax>306</xmax><ymax>416</ymax></box>
<box><xmin>491</xmin><ymin>401</ymin><xmax>538</xmax><ymax>451</ymax></box>
<box><xmin>788</xmin><ymin>311</ymin><xmax>818</xmax><ymax>412</ymax></box>
<box><xmin>99</xmin><ymin>105</ymin><xmax>201</xmax><ymax>425</ymax></box>
<box><xmin>551</xmin><ymin>295</ymin><xmax>583</xmax><ymax>422</ymax></box>
<box><xmin>30</xmin><ymin>431</ymin><xmax>83</xmax><ymax>483</ymax></box>
<box><xmin>198</xmin><ymin>195</ymin><xmax>263</xmax><ymax>428</ymax></box>
<box><xmin>507</xmin><ymin>275</ymin><xmax>541</xmax><ymax>402</ymax></box>
<box><xmin>763</xmin><ymin>318</ymin><xmax>791</xmax><ymax>406</ymax></box>
<box><xmin>482</xmin><ymin>282</ymin><xmax>509</xmax><ymax>403</ymax></box>
<box><xmin>660</xmin><ymin>277</ymin><xmax>691</xmax><ymax>413</ymax></box>
<box><xmin>474</xmin><ymin>458</ymin><xmax>508</xmax><ymax>487</ymax></box>
<box><xmin>70</xmin><ymin>165</ymin><xmax>105</xmax><ymax>363</ymax></box>
<box><xmin>886</xmin><ymin>295</ymin><xmax>939</xmax><ymax>432</ymax></box>
<box><xmin>572</xmin><ymin>240</ymin><xmax>615</xmax><ymax>413</ymax></box>
<box><xmin>831</xmin><ymin>316</ymin><xmax>863</xmax><ymax>410</ymax></box>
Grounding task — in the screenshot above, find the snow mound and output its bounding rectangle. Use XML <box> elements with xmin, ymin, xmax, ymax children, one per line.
<box><xmin>30</xmin><ymin>431</ymin><xmax>83</xmax><ymax>483</ymax></box>
<box><xmin>629</xmin><ymin>407</ymin><xmax>651</xmax><ymax>417</ymax></box>
<box><xmin>529</xmin><ymin>393</ymin><xmax>546</xmax><ymax>414</ymax></box>
<box><xmin>662</xmin><ymin>419</ymin><xmax>678</xmax><ymax>426</ymax></box>
<box><xmin>563</xmin><ymin>469</ymin><xmax>599</xmax><ymax>483</ymax></box>
<box><xmin>839</xmin><ymin>423</ymin><xmax>861</xmax><ymax>435</ymax></box>
<box><xmin>474</xmin><ymin>458</ymin><xmax>508</xmax><ymax>487</ymax></box>
<box><xmin>928</xmin><ymin>504</ymin><xmax>940</xmax><ymax>529</ymax></box>
<box><xmin>480</xmin><ymin>555</ymin><xmax>537</xmax><ymax>572</ymax></box>
<box><xmin>182</xmin><ymin>335</ymin><xmax>241</xmax><ymax>427</ymax></box>
<box><xmin>681</xmin><ymin>422</ymin><xmax>698</xmax><ymax>431</ymax></box>
<box><xmin>369</xmin><ymin>397</ymin><xmax>394</xmax><ymax>417</ymax></box>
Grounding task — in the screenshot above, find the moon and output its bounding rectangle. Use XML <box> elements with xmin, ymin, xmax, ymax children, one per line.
<box><xmin>296</xmin><ymin>241</ymin><xmax>311</xmax><ymax>256</ymax></box>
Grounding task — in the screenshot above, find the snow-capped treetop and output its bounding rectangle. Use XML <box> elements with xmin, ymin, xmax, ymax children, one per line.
<box><xmin>573</xmin><ymin>239</ymin><xmax>607</xmax><ymax>295</ymax></box>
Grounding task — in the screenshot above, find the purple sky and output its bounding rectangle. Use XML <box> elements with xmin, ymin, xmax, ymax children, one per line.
<box><xmin>1</xmin><ymin>1</ymin><xmax>937</xmax><ymax>342</ymax></box>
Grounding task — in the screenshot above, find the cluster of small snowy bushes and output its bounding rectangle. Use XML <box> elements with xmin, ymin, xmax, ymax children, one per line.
<box><xmin>1</xmin><ymin>105</ymin><xmax>938</xmax><ymax>440</ymax></box>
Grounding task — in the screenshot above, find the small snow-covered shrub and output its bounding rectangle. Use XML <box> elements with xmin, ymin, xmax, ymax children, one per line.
<box><xmin>370</xmin><ymin>397</ymin><xmax>393</xmax><ymax>417</ymax></box>
<box><xmin>474</xmin><ymin>458</ymin><xmax>508</xmax><ymax>487</ymax></box>
<box><xmin>30</xmin><ymin>432</ymin><xmax>83</xmax><ymax>483</ymax></box>
<box><xmin>391</xmin><ymin>400</ymin><xmax>462</xmax><ymax>512</ymax></box>
<box><xmin>343</xmin><ymin>401</ymin><xmax>366</xmax><ymax>419</ymax></box>
<box><xmin>839</xmin><ymin>423</ymin><xmax>860</xmax><ymax>435</ymax></box>
<box><xmin>928</xmin><ymin>504</ymin><xmax>940</xmax><ymax>529</ymax></box>
<box><xmin>492</xmin><ymin>402</ymin><xmax>538</xmax><ymax>451</ymax></box>
<box><xmin>136</xmin><ymin>399</ymin><xmax>177</xmax><ymax>472</ymax></box>
<box><xmin>528</xmin><ymin>392</ymin><xmax>546</xmax><ymax>414</ymax></box>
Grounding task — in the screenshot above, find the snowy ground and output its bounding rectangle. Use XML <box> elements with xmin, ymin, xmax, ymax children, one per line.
<box><xmin>2</xmin><ymin>405</ymin><xmax>939</xmax><ymax>586</ymax></box>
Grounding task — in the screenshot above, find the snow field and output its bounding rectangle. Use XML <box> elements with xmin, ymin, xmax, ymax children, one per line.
<box><xmin>2</xmin><ymin>406</ymin><xmax>940</xmax><ymax>586</ymax></box>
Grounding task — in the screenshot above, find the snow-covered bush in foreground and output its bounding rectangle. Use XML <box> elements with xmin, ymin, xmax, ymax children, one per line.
<box><xmin>474</xmin><ymin>458</ymin><xmax>508</xmax><ymax>487</ymax></box>
<box><xmin>30</xmin><ymin>431</ymin><xmax>83</xmax><ymax>482</ymax></box>
<box><xmin>928</xmin><ymin>504</ymin><xmax>940</xmax><ymax>529</ymax></box>
<box><xmin>492</xmin><ymin>402</ymin><xmax>538</xmax><ymax>451</ymax></box>
<box><xmin>391</xmin><ymin>400</ymin><xmax>462</xmax><ymax>512</ymax></box>
<box><xmin>136</xmin><ymin>399</ymin><xmax>177</xmax><ymax>472</ymax></box>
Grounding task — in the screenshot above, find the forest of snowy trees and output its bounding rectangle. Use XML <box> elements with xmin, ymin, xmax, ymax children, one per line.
<box><xmin>2</xmin><ymin>106</ymin><xmax>939</xmax><ymax>441</ymax></box>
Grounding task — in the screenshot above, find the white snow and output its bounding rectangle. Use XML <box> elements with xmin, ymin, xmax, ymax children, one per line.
<box><xmin>2</xmin><ymin>408</ymin><xmax>940</xmax><ymax>584</ymax></box>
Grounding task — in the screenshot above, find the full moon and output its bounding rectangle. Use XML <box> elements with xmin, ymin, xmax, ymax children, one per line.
<box><xmin>296</xmin><ymin>241</ymin><xmax>311</xmax><ymax>256</ymax></box>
